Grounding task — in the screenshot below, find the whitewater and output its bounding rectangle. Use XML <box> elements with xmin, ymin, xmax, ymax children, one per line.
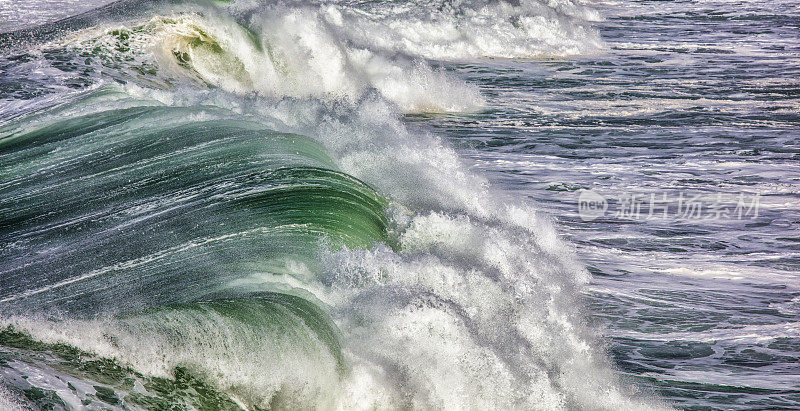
<box><xmin>1</xmin><ymin>0</ymin><xmax>798</xmax><ymax>409</ymax></box>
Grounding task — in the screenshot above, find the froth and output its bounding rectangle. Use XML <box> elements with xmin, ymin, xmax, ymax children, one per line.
<box><xmin>0</xmin><ymin>0</ymin><xmax>662</xmax><ymax>407</ymax></box>
<box><xmin>2</xmin><ymin>307</ymin><xmax>342</xmax><ymax>409</ymax></box>
<box><xmin>55</xmin><ymin>0</ymin><xmax>604</xmax><ymax>114</ymax></box>
<box><xmin>313</xmin><ymin>0</ymin><xmax>605</xmax><ymax>60</ymax></box>
<box><xmin>0</xmin><ymin>385</ymin><xmax>26</xmax><ymax>411</ymax></box>
<box><xmin>65</xmin><ymin>11</ymin><xmax>484</xmax><ymax>113</ymax></box>
<box><xmin>318</xmin><ymin>209</ymin><xmax>659</xmax><ymax>409</ymax></box>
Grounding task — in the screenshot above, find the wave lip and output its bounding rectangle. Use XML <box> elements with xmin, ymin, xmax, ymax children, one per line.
<box><xmin>0</xmin><ymin>92</ymin><xmax>389</xmax><ymax>315</ymax></box>
<box><xmin>2</xmin><ymin>0</ymin><xmax>604</xmax><ymax>113</ymax></box>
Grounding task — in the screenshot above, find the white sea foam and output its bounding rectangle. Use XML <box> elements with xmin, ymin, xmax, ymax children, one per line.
<box><xmin>2</xmin><ymin>310</ymin><xmax>342</xmax><ymax>409</ymax></box>
<box><xmin>60</xmin><ymin>11</ymin><xmax>484</xmax><ymax>113</ymax></box>
<box><xmin>0</xmin><ymin>0</ymin><xmax>664</xmax><ymax>408</ymax></box>
<box><xmin>0</xmin><ymin>384</ymin><xmax>26</xmax><ymax>411</ymax></box>
<box><xmin>0</xmin><ymin>87</ymin><xmax>664</xmax><ymax>408</ymax></box>
<box><xmin>279</xmin><ymin>0</ymin><xmax>605</xmax><ymax>60</ymax></box>
<box><xmin>47</xmin><ymin>0</ymin><xmax>603</xmax><ymax>114</ymax></box>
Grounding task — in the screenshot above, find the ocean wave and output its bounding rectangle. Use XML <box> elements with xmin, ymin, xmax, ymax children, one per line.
<box><xmin>0</xmin><ymin>1</ymin><xmax>664</xmax><ymax>409</ymax></box>
<box><xmin>2</xmin><ymin>0</ymin><xmax>604</xmax><ymax>112</ymax></box>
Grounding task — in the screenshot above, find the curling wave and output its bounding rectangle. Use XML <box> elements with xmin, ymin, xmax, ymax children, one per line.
<box><xmin>0</xmin><ymin>0</ymin><xmax>659</xmax><ymax>409</ymax></box>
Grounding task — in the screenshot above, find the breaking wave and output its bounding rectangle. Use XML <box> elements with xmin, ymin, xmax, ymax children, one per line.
<box><xmin>0</xmin><ymin>0</ymin><xmax>659</xmax><ymax>409</ymax></box>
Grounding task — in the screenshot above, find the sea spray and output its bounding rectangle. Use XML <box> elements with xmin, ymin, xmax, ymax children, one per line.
<box><xmin>0</xmin><ymin>0</ymin><xmax>663</xmax><ymax>409</ymax></box>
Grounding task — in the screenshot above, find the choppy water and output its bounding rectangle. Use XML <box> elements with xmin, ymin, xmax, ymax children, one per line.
<box><xmin>1</xmin><ymin>0</ymin><xmax>798</xmax><ymax>409</ymax></box>
<box><xmin>419</xmin><ymin>0</ymin><xmax>800</xmax><ymax>408</ymax></box>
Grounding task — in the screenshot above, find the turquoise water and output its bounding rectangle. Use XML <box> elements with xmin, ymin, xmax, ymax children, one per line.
<box><xmin>1</xmin><ymin>0</ymin><xmax>798</xmax><ymax>409</ymax></box>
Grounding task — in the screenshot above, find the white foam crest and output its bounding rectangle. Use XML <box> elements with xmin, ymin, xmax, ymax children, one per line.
<box><xmin>66</xmin><ymin>10</ymin><xmax>484</xmax><ymax>113</ymax></box>
<box><xmin>1</xmin><ymin>311</ymin><xmax>342</xmax><ymax>409</ymax></box>
<box><xmin>308</xmin><ymin>0</ymin><xmax>605</xmax><ymax>60</ymax></box>
<box><xmin>0</xmin><ymin>384</ymin><xmax>26</xmax><ymax>411</ymax></box>
<box><xmin>0</xmin><ymin>0</ymin><xmax>631</xmax><ymax>401</ymax></box>
<box><xmin>233</xmin><ymin>87</ymin><xmax>661</xmax><ymax>407</ymax></box>
<box><xmin>0</xmin><ymin>86</ymin><xmax>663</xmax><ymax>407</ymax></box>
<box><xmin>57</xmin><ymin>0</ymin><xmax>604</xmax><ymax>114</ymax></box>
<box><xmin>316</xmin><ymin>210</ymin><xmax>661</xmax><ymax>409</ymax></box>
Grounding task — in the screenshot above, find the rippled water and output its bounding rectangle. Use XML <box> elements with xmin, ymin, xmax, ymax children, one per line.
<box><xmin>412</xmin><ymin>0</ymin><xmax>800</xmax><ymax>408</ymax></box>
<box><xmin>1</xmin><ymin>0</ymin><xmax>798</xmax><ymax>409</ymax></box>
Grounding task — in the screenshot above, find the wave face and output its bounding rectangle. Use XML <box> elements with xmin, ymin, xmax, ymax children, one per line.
<box><xmin>0</xmin><ymin>0</ymin><xmax>657</xmax><ymax>409</ymax></box>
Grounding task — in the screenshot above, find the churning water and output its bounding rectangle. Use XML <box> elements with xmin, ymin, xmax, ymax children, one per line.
<box><xmin>0</xmin><ymin>0</ymin><xmax>798</xmax><ymax>409</ymax></box>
